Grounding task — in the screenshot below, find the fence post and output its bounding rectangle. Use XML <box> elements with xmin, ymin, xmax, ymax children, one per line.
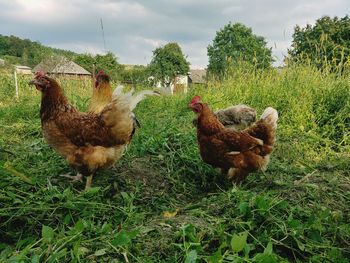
<box><xmin>14</xmin><ymin>70</ymin><xmax>19</xmax><ymax>100</ymax></box>
<box><xmin>92</xmin><ymin>63</ymin><xmax>96</xmax><ymax>89</ymax></box>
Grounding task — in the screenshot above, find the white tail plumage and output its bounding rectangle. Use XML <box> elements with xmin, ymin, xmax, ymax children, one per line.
<box><xmin>112</xmin><ymin>85</ymin><xmax>159</xmax><ymax>111</ymax></box>
<box><xmin>112</xmin><ymin>85</ymin><xmax>125</xmax><ymax>97</ymax></box>
<box><xmin>101</xmin><ymin>85</ymin><xmax>159</xmax><ymax>143</ymax></box>
<box><xmin>261</xmin><ymin>107</ymin><xmax>278</xmax><ymax>130</ymax></box>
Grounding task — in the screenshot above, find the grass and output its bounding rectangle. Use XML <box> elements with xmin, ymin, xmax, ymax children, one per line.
<box><xmin>0</xmin><ymin>66</ymin><xmax>349</xmax><ymax>262</ymax></box>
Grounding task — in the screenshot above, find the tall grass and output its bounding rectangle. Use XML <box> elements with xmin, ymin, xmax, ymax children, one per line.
<box><xmin>0</xmin><ymin>66</ymin><xmax>349</xmax><ymax>262</ymax></box>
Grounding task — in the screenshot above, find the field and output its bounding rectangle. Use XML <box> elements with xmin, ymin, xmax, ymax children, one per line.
<box><xmin>0</xmin><ymin>66</ymin><xmax>349</xmax><ymax>262</ymax></box>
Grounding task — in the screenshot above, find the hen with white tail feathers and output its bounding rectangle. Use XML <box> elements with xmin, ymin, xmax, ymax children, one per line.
<box><xmin>30</xmin><ymin>71</ymin><xmax>158</xmax><ymax>190</ymax></box>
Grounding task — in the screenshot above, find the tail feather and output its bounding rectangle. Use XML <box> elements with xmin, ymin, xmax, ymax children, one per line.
<box><xmin>261</xmin><ymin>107</ymin><xmax>278</xmax><ymax>131</ymax></box>
<box><xmin>101</xmin><ymin>86</ymin><xmax>158</xmax><ymax>143</ymax></box>
<box><xmin>112</xmin><ymin>85</ymin><xmax>159</xmax><ymax>111</ymax></box>
<box><xmin>124</xmin><ymin>88</ymin><xmax>135</xmax><ymax>99</ymax></box>
<box><xmin>129</xmin><ymin>90</ymin><xmax>159</xmax><ymax>111</ymax></box>
<box><xmin>113</xmin><ymin>85</ymin><xmax>135</xmax><ymax>99</ymax></box>
<box><xmin>112</xmin><ymin>85</ymin><xmax>125</xmax><ymax>97</ymax></box>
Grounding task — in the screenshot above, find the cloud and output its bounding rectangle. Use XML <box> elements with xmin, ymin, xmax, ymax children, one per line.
<box><xmin>0</xmin><ymin>0</ymin><xmax>349</xmax><ymax>68</ymax></box>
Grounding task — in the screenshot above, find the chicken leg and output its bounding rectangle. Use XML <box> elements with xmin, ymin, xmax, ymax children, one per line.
<box><xmin>85</xmin><ymin>175</ymin><xmax>93</xmax><ymax>190</ymax></box>
<box><xmin>227</xmin><ymin>168</ymin><xmax>248</xmax><ymax>183</ymax></box>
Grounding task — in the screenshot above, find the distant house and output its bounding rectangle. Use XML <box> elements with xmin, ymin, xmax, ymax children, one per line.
<box><xmin>0</xmin><ymin>58</ymin><xmax>4</xmax><ymax>66</ymax></box>
<box><xmin>173</xmin><ymin>74</ymin><xmax>189</xmax><ymax>93</ymax></box>
<box><xmin>188</xmin><ymin>69</ymin><xmax>206</xmax><ymax>85</ymax></box>
<box><xmin>151</xmin><ymin>73</ymin><xmax>189</xmax><ymax>95</ymax></box>
<box><xmin>15</xmin><ymin>65</ymin><xmax>32</xmax><ymax>75</ymax></box>
<box><xmin>33</xmin><ymin>57</ymin><xmax>91</xmax><ymax>78</ymax></box>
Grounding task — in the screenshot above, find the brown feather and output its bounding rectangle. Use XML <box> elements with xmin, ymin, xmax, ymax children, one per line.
<box><xmin>88</xmin><ymin>78</ymin><xmax>113</xmax><ymax>114</ymax></box>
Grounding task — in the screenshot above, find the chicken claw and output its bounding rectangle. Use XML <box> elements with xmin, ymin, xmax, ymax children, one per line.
<box><xmin>60</xmin><ymin>173</ymin><xmax>83</xmax><ymax>182</ymax></box>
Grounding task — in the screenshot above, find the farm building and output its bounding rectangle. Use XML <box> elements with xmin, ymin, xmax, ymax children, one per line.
<box><xmin>188</xmin><ymin>69</ymin><xmax>206</xmax><ymax>85</ymax></box>
<box><xmin>173</xmin><ymin>74</ymin><xmax>189</xmax><ymax>93</ymax></box>
<box><xmin>151</xmin><ymin>73</ymin><xmax>189</xmax><ymax>95</ymax></box>
<box><xmin>33</xmin><ymin>57</ymin><xmax>91</xmax><ymax>78</ymax></box>
<box><xmin>15</xmin><ymin>65</ymin><xmax>32</xmax><ymax>75</ymax></box>
<box><xmin>151</xmin><ymin>69</ymin><xmax>206</xmax><ymax>95</ymax></box>
<box><xmin>0</xmin><ymin>58</ymin><xmax>4</xmax><ymax>66</ymax></box>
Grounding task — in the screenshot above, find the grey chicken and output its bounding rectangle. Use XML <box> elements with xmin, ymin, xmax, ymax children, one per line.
<box><xmin>215</xmin><ymin>104</ymin><xmax>256</xmax><ymax>131</ymax></box>
<box><xmin>193</xmin><ymin>104</ymin><xmax>256</xmax><ymax>131</ymax></box>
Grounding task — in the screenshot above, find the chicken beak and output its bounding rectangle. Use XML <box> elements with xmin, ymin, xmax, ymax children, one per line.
<box><xmin>29</xmin><ymin>79</ymin><xmax>39</xmax><ymax>85</ymax></box>
<box><xmin>29</xmin><ymin>79</ymin><xmax>43</xmax><ymax>91</ymax></box>
<box><xmin>189</xmin><ymin>103</ymin><xmax>196</xmax><ymax>111</ymax></box>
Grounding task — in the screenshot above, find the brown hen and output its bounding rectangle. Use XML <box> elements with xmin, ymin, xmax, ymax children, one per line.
<box><xmin>190</xmin><ymin>96</ymin><xmax>278</xmax><ymax>183</ymax></box>
<box><xmin>30</xmin><ymin>71</ymin><xmax>156</xmax><ymax>189</ymax></box>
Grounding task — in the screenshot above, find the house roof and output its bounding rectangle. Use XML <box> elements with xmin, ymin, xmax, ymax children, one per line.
<box><xmin>189</xmin><ymin>69</ymin><xmax>206</xmax><ymax>84</ymax></box>
<box><xmin>15</xmin><ymin>65</ymin><xmax>31</xmax><ymax>70</ymax></box>
<box><xmin>33</xmin><ymin>57</ymin><xmax>91</xmax><ymax>75</ymax></box>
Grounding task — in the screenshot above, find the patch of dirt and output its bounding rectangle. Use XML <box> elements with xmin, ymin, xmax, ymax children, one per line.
<box><xmin>108</xmin><ymin>156</ymin><xmax>173</xmax><ymax>202</ymax></box>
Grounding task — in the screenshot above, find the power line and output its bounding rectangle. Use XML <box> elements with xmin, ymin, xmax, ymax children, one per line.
<box><xmin>100</xmin><ymin>18</ymin><xmax>107</xmax><ymax>53</ymax></box>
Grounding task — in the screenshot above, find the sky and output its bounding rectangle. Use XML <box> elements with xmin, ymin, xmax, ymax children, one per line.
<box><xmin>0</xmin><ymin>0</ymin><xmax>349</xmax><ymax>69</ymax></box>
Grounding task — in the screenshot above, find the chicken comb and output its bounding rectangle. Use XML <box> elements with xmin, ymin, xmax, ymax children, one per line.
<box><xmin>97</xmin><ymin>70</ymin><xmax>106</xmax><ymax>76</ymax></box>
<box><xmin>190</xmin><ymin>95</ymin><xmax>201</xmax><ymax>105</ymax></box>
<box><xmin>35</xmin><ymin>70</ymin><xmax>46</xmax><ymax>78</ymax></box>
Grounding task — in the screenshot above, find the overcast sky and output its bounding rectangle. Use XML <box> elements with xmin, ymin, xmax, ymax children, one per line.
<box><xmin>0</xmin><ymin>0</ymin><xmax>349</xmax><ymax>68</ymax></box>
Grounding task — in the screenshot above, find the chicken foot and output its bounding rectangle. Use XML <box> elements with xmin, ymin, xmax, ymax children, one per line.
<box><xmin>60</xmin><ymin>173</ymin><xmax>83</xmax><ymax>182</ymax></box>
<box><xmin>59</xmin><ymin>172</ymin><xmax>93</xmax><ymax>190</ymax></box>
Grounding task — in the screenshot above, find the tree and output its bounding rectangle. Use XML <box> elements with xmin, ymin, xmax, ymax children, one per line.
<box><xmin>207</xmin><ymin>23</ymin><xmax>273</xmax><ymax>77</ymax></box>
<box><xmin>288</xmin><ymin>16</ymin><xmax>350</xmax><ymax>71</ymax></box>
<box><xmin>74</xmin><ymin>52</ymin><xmax>122</xmax><ymax>80</ymax></box>
<box><xmin>148</xmin><ymin>42</ymin><xmax>190</xmax><ymax>86</ymax></box>
<box><xmin>73</xmin><ymin>53</ymin><xmax>95</xmax><ymax>73</ymax></box>
<box><xmin>120</xmin><ymin>65</ymin><xmax>148</xmax><ymax>85</ymax></box>
<box><xmin>95</xmin><ymin>52</ymin><xmax>122</xmax><ymax>78</ymax></box>
<box><xmin>0</xmin><ymin>34</ymin><xmax>75</xmax><ymax>67</ymax></box>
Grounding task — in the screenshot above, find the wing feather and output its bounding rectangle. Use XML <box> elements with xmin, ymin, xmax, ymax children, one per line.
<box><xmin>54</xmin><ymin>112</ymin><xmax>119</xmax><ymax>147</ymax></box>
<box><xmin>213</xmin><ymin>130</ymin><xmax>263</xmax><ymax>152</ymax></box>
